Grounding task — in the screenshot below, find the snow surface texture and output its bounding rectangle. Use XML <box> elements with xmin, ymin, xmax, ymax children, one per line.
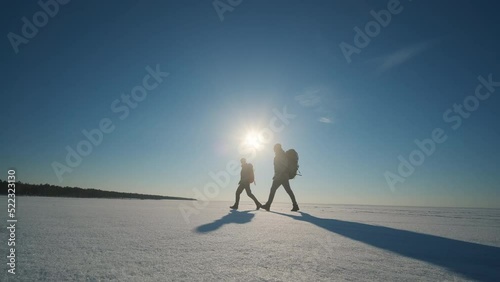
<box><xmin>1</xmin><ymin>196</ymin><xmax>499</xmax><ymax>281</ymax></box>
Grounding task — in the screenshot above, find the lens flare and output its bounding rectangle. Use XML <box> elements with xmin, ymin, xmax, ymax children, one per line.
<box><xmin>245</xmin><ymin>132</ymin><xmax>261</xmax><ymax>149</ymax></box>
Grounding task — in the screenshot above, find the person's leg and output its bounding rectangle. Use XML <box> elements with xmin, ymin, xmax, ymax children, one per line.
<box><xmin>231</xmin><ymin>184</ymin><xmax>245</xmax><ymax>209</ymax></box>
<box><xmin>244</xmin><ymin>184</ymin><xmax>261</xmax><ymax>209</ymax></box>
<box><xmin>262</xmin><ymin>180</ymin><xmax>281</xmax><ymax>210</ymax></box>
<box><xmin>282</xmin><ymin>179</ymin><xmax>298</xmax><ymax>209</ymax></box>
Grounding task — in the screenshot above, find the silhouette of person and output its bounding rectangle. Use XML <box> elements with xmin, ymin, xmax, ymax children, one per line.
<box><xmin>230</xmin><ymin>158</ymin><xmax>262</xmax><ymax>210</ymax></box>
<box><xmin>261</xmin><ymin>144</ymin><xmax>299</xmax><ymax>211</ymax></box>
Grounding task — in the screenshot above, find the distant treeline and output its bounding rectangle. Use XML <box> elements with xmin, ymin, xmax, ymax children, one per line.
<box><xmin>0</xmin><ymin>180</ymin><xmax>195</xmax><ymax>201</ymax></box>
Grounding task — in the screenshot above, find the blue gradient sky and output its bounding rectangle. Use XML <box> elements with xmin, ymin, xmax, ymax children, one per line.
<box><xmin>1</xmin><ymin>0</ymin><xmax>499</xmax><ymax>207</ymax></box>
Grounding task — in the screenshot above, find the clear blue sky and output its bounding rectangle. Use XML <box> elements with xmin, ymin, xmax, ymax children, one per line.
<box><xmin>1</xmin><ymin>0</ymin><xmax>499</xmax><ymax>208</ymax></box>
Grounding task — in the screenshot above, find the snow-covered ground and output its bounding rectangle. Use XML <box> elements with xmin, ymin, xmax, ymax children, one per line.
<box><xmin>1</xmin><ymin>196</ymin><xmax>499</xmax><ymax>281</ymax></box>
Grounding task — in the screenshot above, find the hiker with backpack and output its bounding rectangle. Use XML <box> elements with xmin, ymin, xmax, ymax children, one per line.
<box><xmin>261</xmin><ymin>143</ymin><xmax>300</xmax><ymax>212</ymax></box>
<box><xmin>230</xmin><ymin>158</ymin><xmax>262</xmax><ymax>210</ymax></box>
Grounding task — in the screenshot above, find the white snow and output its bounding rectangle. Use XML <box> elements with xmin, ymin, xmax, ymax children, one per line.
<box><xmin>1</xmin><ymin>196</ymin><xmax>500</xmax><ymax>281</ymax></box>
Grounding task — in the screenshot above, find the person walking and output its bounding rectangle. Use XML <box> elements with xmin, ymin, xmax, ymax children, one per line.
<box><xmin>261</xmin><ymin>144</ymin><xmax>299</xmax><ymax>212</ymax></box>
<box><xmin>230</xmin><ymin>158</ymin><xmax>262</xmax><ymax>210</ymax></box>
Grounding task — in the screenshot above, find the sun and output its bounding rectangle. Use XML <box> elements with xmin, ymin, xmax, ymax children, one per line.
<box><xmin>244</xmin><ymin>131</ymin><xmax>261</xmax><ymax>149</ymax></box>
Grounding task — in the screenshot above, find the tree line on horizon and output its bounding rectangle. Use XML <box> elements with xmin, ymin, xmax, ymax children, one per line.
<box><xmin>0</xmin><ymin>179</ymin><xmax>195</xmax><ymax>201</ymax></box>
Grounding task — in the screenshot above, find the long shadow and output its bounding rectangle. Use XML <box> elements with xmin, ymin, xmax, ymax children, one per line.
<box><xmin>272</xmin><ymin>211</ymin><xmax>500</xmax><ymax>281</ymax></box>
<box><xmin>195</xmin><ymin>210</ymin><xmax>255</xmax><ymax>233</ymax></box>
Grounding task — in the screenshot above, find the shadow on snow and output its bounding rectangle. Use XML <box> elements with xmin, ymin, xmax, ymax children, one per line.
<box><xmin>195</xmin><ymin>210</ymin><xmax>255</xmax><ymax>233</ymax></box>
<box><xmin>270</xmin><ymin>211</ymin><xmax>500</xmax><ymax>282</ymax></box>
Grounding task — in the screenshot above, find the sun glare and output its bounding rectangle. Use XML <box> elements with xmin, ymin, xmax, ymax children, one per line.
<box><xmin>245</xmin><ymin>132</ymin><xmax>261</xmax><ymax>149</ymax></box>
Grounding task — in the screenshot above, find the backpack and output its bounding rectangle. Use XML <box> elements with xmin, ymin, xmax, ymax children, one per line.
<box><xmin>247</xmin><ymin>163</ymin><xmax>255</xmax><ymax>183</ymax></box>
<box><xmin>285</xmin><ymin>149</ymin><xmax>300</xmax><ymax>179</ymax></box>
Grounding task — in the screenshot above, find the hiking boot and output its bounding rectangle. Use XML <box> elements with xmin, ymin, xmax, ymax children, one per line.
<box><xmin>230</xmin><ymin>205</ymin><xmax>238</xmax><ymax>210</ymax></box>
<box><xmin>291</xmin><ymin>205</ymin><xmax>299</xmax><ymax>212</ymax></box>
<box><xmin>261</xmin><ymin>204</ymin><xmax>270</xmax><ymax>211</ymax></box>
